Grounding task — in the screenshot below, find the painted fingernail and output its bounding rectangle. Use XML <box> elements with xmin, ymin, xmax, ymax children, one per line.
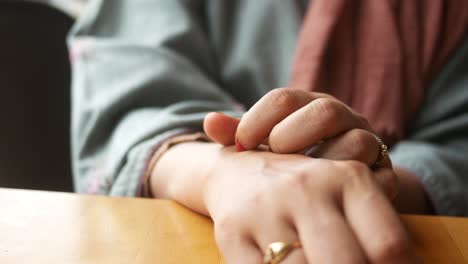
<box><xmin>235</xmin><ymin>138</ymin><xmax>247</xmax><ymax>152</ymax></box>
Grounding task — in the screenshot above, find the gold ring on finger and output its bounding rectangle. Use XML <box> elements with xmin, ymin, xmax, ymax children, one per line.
<box><xmin>371</xmin><ymin>134</ymin><xmax>388</xmax><ymax>169</ymax></box>
<box><xmin>263</xmin><ymin>241</ymin><xmax>302</xmax><ymax>264</ymax></box>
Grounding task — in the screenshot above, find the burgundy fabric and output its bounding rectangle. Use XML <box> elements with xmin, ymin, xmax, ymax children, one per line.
<box><xmin>290</xmin><ymin>0</ymin><xmax>468</xmax><ymax>146</ymax></box>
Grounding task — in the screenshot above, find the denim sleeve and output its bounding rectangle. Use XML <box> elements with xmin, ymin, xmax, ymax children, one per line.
<box><xmin>68</xmin><ymin>0</ymin><xmax>243</xmax><ymax>196</ymax></box>
<box><xmin>390</xmin><ymin>37</ymin><xmax>468</xmax><ymax>216</ymax></box>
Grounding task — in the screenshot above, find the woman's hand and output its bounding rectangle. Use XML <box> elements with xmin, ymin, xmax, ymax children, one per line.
<box><xmin>204</xmin><ymin>147</ymin><xmax>417</xmax><ymax>263</ymax></box>
<box><xmin>204</xmin><ymin>88</ymin><xmax>389</xmax><ymax>168</ymax></box>
<box><xmin>203</xmin><ymin>88</ymin><xmax>435</xmax><ymax>213</ymax></box>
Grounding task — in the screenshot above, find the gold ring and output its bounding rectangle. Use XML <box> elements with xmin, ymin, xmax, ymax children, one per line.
<box><xmin>371</xmin><ymin>134</ymin><xmax>388</xmax><ymax>169</ymax></box>
<box><xmin>263</xmin><ymin>241</ymin><xmax>302</xmax><ymax>264</ymax></box>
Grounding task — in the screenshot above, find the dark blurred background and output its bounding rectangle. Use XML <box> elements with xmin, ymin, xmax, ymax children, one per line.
<box><xmin>0</xmin><ymin>1</ymin><xmax>79</xmax><ymax>191</ymax></box>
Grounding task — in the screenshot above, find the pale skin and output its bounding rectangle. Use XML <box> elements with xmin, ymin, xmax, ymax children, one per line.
<box><xmin>151</xmin><ymin>88</ymin><xmax>430</xmax><ymax>263</ymax></box>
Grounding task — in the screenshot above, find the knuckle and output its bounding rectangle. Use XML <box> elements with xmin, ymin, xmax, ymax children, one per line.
<box><xmin>347</xmin><ymin>129</ymin><xmax>371</xmax><ymax>147</ymax></box>
<box><xmin>341</xmin><ymin>160</ymin><xmax>373</xmax><ymax>187</ymax></box>
<box><xmin>214</xmin><ymin>214</ymin><xmax>237</xmax><ymax>236</ymax></box>
<box><xmin>282</xmin><ymin>171</ymin><xmax>311</xmax><ymax>193</ymax></box>
<box><xmin>313</xmin><ymin>92</ymin><xmax>337</xmax><ymax>100</ymax></box>
<box><xmin>214</xmin><ymin>213</ymin><xmax>246</xmax><ymax>250</ymax></box>
<box><xmin>356</xmin><ymin>113</ymin><xmax>371</xmax><ymax>128</ymax></box>
<box><xmin>371</xmin><ymin>236</ymin><xmax>412</xmax><ymax>262</ymax></box>
<box><xmin>268</xmin><ymin>88</ymin><xmax>299</xmax><ymax>110</ymax></box>
<box><xmin>345</xmin><ymin>129</ymin><xmax>375</xmax><ymax>159</ymax></box>
<box><xmin>312</xmin><ymin>98</ymin><xmax>343</xmax><ymax>124</ymax></box>
<box><xmin>246</xmin><ymin>188</ymin><xmax>267</xmax><ymax>209</ymax></box>
<box><xmin>345</xmin><ymin>160</ymin><xmax>370</xmax><ymax>175</ymax></box>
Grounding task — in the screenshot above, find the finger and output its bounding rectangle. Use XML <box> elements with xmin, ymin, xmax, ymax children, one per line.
<box><xmin>254</xmin><ymin>216</ymin><xmax>307</xmax><ymax>264</ymax></box>
<box><xmin>269</xmin><ymin>97</ymin><xmax>371</xmax><ymax>153</ymax></box>
<box><xmin>203</xmin><ymin>112</ymin><xmax>239</xmax><ymax>146</ymax></box>
<box><xmin>214</xmin><ymin>226</ymin><xmax>262</xmax><ymax>264</ymax></box>
<box><xmin>295</xmin><ymin>200</ymin><xmax>367</xmax><ymax>263</ymax></box>
<box><xmin>236</xmin><ymin>88</ymin><xmax>331</xmax><ymax>150</ymax></box>
<box><xmin>279</xmin><ymin>249</ymin><xmax>307</xmax><ymax>264</ymax></box>
<box><xmin>373</xmin><ymin>167</ymin><xmax>399</xmax><ymax>200</ymax></box>
<box><xmin>343</xmin><ymin>166</ymin><xmax>419</xmax><ymax>264</ymax></box>
<box><xmin>307</xmin><ymin>129</ymin><xmax>390</xmax><ymax>168</ymax></box>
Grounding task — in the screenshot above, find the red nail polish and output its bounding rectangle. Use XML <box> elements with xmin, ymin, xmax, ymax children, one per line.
<box><xmin>235</xmin><ymin>138</ymin><xmax>247</xmax><ymax>152</ymax></box>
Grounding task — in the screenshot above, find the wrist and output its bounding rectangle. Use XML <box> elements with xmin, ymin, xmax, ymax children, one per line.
<box><xmin>150</xmin><ymin>141</ymin><xmax>220</xmax><ymax>216</ymax></box>
<box><xmin>202</xmin><ymin>146</ymin><xmax>238</xmax><ymax>218</ymax></box>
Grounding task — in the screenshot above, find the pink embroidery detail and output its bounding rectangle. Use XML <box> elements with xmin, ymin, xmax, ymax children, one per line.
<box><xmin>69</xmin><ymin>38</ymin><xmax>93</xmax><ymax>64</ymax></box>
<box><xmin>87</xmin><ymin>176</ymin><xmax>100</xmax><ymax>194</ymax></box>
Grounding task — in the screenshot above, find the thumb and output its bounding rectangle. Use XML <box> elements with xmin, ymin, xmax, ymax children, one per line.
<box><xmin>203</xmin><ymin>112</ymin><xmax>240</xmax><ymax>146</ymax></box>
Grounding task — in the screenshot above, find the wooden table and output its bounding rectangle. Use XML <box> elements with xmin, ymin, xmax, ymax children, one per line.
<box><xmin>0</xmin><ymin>188</ymin><xmax>467</xmax><ymax>263</ymax></box>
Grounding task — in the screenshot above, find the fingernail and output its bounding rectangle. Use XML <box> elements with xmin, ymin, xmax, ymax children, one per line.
<box><xmin>235</xmin><ymin>138</ymin><xmax>247</xmax><ymax>152</ymax></box>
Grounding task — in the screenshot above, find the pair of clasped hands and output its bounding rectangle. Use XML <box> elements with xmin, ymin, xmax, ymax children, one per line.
<box><xmin>204</xmin><ymin>88</ymin><xmax>417</xmax><ymax>264</ymax></box>
<box><xmin>199</xmin><ymin>88</ymin><xmax>418</xmax><ymax>264</ymax></box>
<box><xmin>200</xmin><ymin>88</ymin><xmax>420</xmax><ymax>264</ymax></box>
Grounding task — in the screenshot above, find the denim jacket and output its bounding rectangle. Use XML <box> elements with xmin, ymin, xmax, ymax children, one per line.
<box><xmin>69</xmin><ymin>0</ymin><xmax>468</xmax><ymax>216</ymax></box>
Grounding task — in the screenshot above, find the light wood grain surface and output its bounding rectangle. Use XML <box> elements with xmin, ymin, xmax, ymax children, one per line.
<box><xmin>0</xmin><ymin>188</ymin><xmax>467</xmax><ymax>263</ymax></box>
